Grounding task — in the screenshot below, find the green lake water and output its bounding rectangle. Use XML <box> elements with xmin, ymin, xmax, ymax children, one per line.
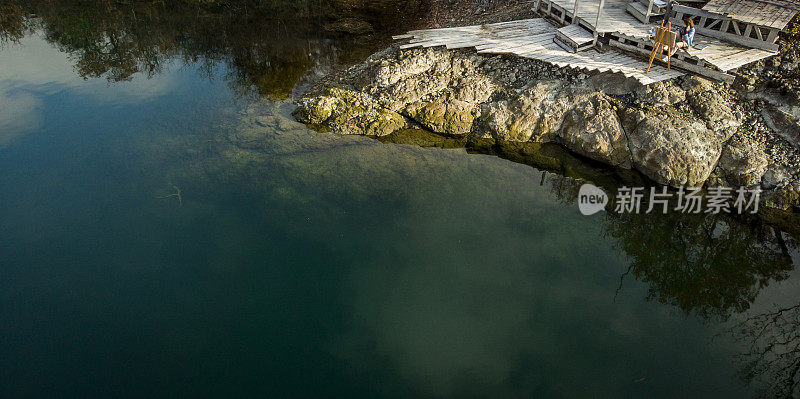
<box><xmin>2</xmin><ymin>5</ymin><xmax>800</xmax><ymax>398</ymax></box>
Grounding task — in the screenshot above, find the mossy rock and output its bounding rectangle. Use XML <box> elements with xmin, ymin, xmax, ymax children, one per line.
<box><xmin>403</xmin><ymin>101</ymin><xmax>475</xmax><ymax>135</ymax></box>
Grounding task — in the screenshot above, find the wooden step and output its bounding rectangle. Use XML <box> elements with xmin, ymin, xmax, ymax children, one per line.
<box><xmin>626</xmin><ymin>1</ymin><xmax>664</xmax><ymax>23</ymax></box>
<box><xmin>554</xmin><ymin>25</ymin><xmax>596</xmax><ymax>53</ymax></box>
<box><xmin>553</xmin><ymin>36</ymin><xmax>575</xmax><ymax>53</ymax></box>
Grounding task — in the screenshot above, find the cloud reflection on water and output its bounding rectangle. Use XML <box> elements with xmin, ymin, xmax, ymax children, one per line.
<box><xmin>0</xmin><ymin>33</ymin><xmax>182</xmax><ymax>147</ymax></box>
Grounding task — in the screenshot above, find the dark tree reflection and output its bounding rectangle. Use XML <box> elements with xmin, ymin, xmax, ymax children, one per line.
<box><xmin>543</xmin><ymin>174</ymin><xmax>799</xmax><ymax>396</ymax></box>
<box><xmin>1</xmin><ymin>0</ymin><xmax>395</xmax><ymax>98</ymax></box>
<box><xmin>730</xmin><ymin>304</ymin><xmax>800</xmax><ymax>399</ymax></box>
<box><xmin>604</xmin><ymin>209</ymin><xmax>794</xmax><ymax>320</ymax></box>
<box><xmin>540</xmin><ymin>173</ymin><xmax>796</xmax><ymax>320</ymax></box>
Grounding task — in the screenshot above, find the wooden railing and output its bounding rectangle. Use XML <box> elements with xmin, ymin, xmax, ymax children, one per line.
<box><xmin>671</xmin><ymin>4</ymin><xmax>780</xmax><ymax>52</ymax></box>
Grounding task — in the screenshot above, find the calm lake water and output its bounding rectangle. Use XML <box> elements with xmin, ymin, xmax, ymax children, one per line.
<box><xmin>1</xmin><ymin>5</ymin><xmax>800</xmax><ymax>398</ymax></box>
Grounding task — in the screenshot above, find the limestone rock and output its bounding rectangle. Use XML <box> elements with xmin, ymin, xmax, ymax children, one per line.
<box><xmin>716</xmin><ymin>136</ymin><xmax>769</xmax><ymax>187</ymax></box>
<box><xmin>292</xmin><ymin>46</ymin><xmax>789</xmax><ymax>193</ymax></box>
<box><xmin>479</xmin><ymin>99</ymin><xmax>536</xmax><ymax>141</ymax></box>
<box><xmin>626</xmin><ymin>112</ymin><xmax>724</xmax><ymax>187</ymax></box>
<box><xmin>293</xmin><ymin>95</ymin><xmax>337</xmax><ymax>125</ymax></box>
<box><xmin>634</xmin><ymin>81</ymin><xmax>686</xmax><ymax>105</ymax></box>
<box><xmin>451</xmin><ymin>76</ymin><xmax>496</xmax><ymax>104</ymax></box>
<box><xmin>293</xmin><ymin>87</ymin><xmax>408</xmax><ymax>136</ymax></box>
<box><xmin>680</xmin><ymin>75</ymin><xmax>717</xmax><ymax>94</ymax></box>
<box><xmin>478</xmin><ymin>80</ymin><xmax>569</xmax><ymax>142</ymax></box>
<box><xmin>402</xmin><ymin>100</ymin><xmax>475</xmax><ymax>135</ymax></box>
<box><xmin>557</xmin><ymin>94</ymin><xmax>631</xmax><ymax>167</ymax></box>
<box><xmin>689</xmin><ymin>90</ymin><xmax>739</xmax><ymax>135</ymax></box>
<box><xmin>763</xmin><ymin>179</ymin><xmax>800</xmax><ymax>210</ymax></box>
<box><xmin>585</xmin><ymin>73</ymin><xmax>642</xmax><ymax>96</ymax></box>
<box><xmin>370</xmin><ymin>48</ymin><xmax>495</xmax><ymax>111</ymax></box>
<box><xmin>373</xmin><ymin>48</ymin><xmax>445</xmax><ymax>88</ymax></box>
<box><xmin>761</xmin><ymin>106</ymin><xmax>800</xmax><ymax>147</ymax></box>
<box><xmin>379</xmin><ymin>74</ymin><xmax>452</xmax><ymax>111</ymax></box>
<box><xmin>762</xmin><ymin>163</ymin><xmax>794</xmax><ymax>190</ymax></box>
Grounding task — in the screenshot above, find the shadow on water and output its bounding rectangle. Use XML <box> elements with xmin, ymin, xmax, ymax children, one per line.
<box><xmin>379</xmin><ymin>128</ymin><xmax>651</xmax><ymax>188</ymax></box>
<box><xmin>2</xmin><ymin>1</ymin><xmax>800</xmax><ymax>397</ymax></box>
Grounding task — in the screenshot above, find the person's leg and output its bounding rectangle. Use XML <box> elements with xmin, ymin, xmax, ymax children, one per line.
<box><xmin>669</xmin><ymin>41</ymin><xmax>686</xmax><ymax>57</ymax></box>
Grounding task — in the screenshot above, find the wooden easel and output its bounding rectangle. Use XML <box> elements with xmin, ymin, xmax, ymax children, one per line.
<box><xmin>646</xmin><ymin>21</ymin><xmax>677</xmax><ymax>73</ymax></box>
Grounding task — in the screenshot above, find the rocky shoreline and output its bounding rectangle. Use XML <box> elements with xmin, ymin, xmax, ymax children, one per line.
<box><xmin>292</xmin><ymin>24</ymin><xmax>800</xmax><ymax>213</ymax></box>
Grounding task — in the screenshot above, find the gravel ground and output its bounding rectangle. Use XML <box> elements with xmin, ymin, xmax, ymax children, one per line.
<box><xmin>736</xmin><ymin>16</ymin><xmax>800</xmax><ymax>186</ymax></box>
<box><xmin>413</xmin><ymin>0</ymin><xmax>537</xmax><ymax>29</ymax></box>
<box><xmin>737</xmin><ymin>102</ymin><xmax>800</xmax><ymax>188</ymax></box>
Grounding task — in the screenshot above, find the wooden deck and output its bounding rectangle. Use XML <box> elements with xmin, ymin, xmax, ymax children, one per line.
<box><xmin>394</xmin><ymin>19</ymin><xmax>683</xmax><ymax>85</ymax></box>
<box><xmin>542</xmin><ymin>0</ymin><xmax>653</xmax><ymax>35</ymax></box>
<box><xmin>703</xmin><ymin>0</ymin><xmax>798</xmax><ymax>29</ymax></box>
<box><xmin>394</xmin><ymin>0</ymin><xmax>792</xmax><ymax>85</ymax></box>
<box><xmin>538</xmin><ymin>0</ymin><xmax>780</xmax><ymax>75</ymax></box>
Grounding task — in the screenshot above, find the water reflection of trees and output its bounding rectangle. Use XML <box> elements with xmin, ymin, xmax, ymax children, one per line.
<box><xmin>606</xmin><ymin>211</ymin><xmax>794</xmax><ymax>320</ymax></box>
<box><xmin>546</xmin><ymin>173</ymin><xmax>799</xmax><ymax>396</ymax></box>
<box><xmin>730</xmin><ymin>304</ymin><xmax>800</xmax><ymax>399</ymax></box>
<box><xmin>1</xmin><ymin>0</ymin><xmax>390</xmax><ymax>98</ymax></box>
<box><xmin>544</xmin><ymin>173</ymin><xmax>796</xmax><ymax>320</ymax></box>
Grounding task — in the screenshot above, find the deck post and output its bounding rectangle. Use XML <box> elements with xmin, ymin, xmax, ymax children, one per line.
<box><xmin>646</xmin><ymin>0</ymin><xmax>654</xmax><ymax>20</ymax></box>
<box><xmin>572</xmin><ymin>0</ymin><xmax>581</xmax><ymax>24</ymax></box>
<box><xmin>594</xmin><ymin>0</ymin><xmax>606</xmax><ymax>40</ymax></box>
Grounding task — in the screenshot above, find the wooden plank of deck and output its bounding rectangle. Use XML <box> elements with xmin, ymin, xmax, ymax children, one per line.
<box><xmin>608</xmin><ymin>39</ymin><xmax>734</xmax><ymax>82</ymax></box>
<box><xmin>703</xmin><ymin>0</ymin><xmax>798</xmax><ymax>30</ymax></box>
<box><xmin>395</xmin><ymin>18</ymin><xmax>685</xmax><ymax>85</ymax></box>
<box><xmin>681</xmin><ymin>33</ymin><xmax>777</xmax><ymax>71</ymax></box>
<box><xmin>710</xmin><ymin>48</ymin><xmax>775</xmax><ymax>70</ymax></box>
<box><xmin>557</xmin><ymin>24</ymin><xmax>596</xmax><ymax>45</ymax></box>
